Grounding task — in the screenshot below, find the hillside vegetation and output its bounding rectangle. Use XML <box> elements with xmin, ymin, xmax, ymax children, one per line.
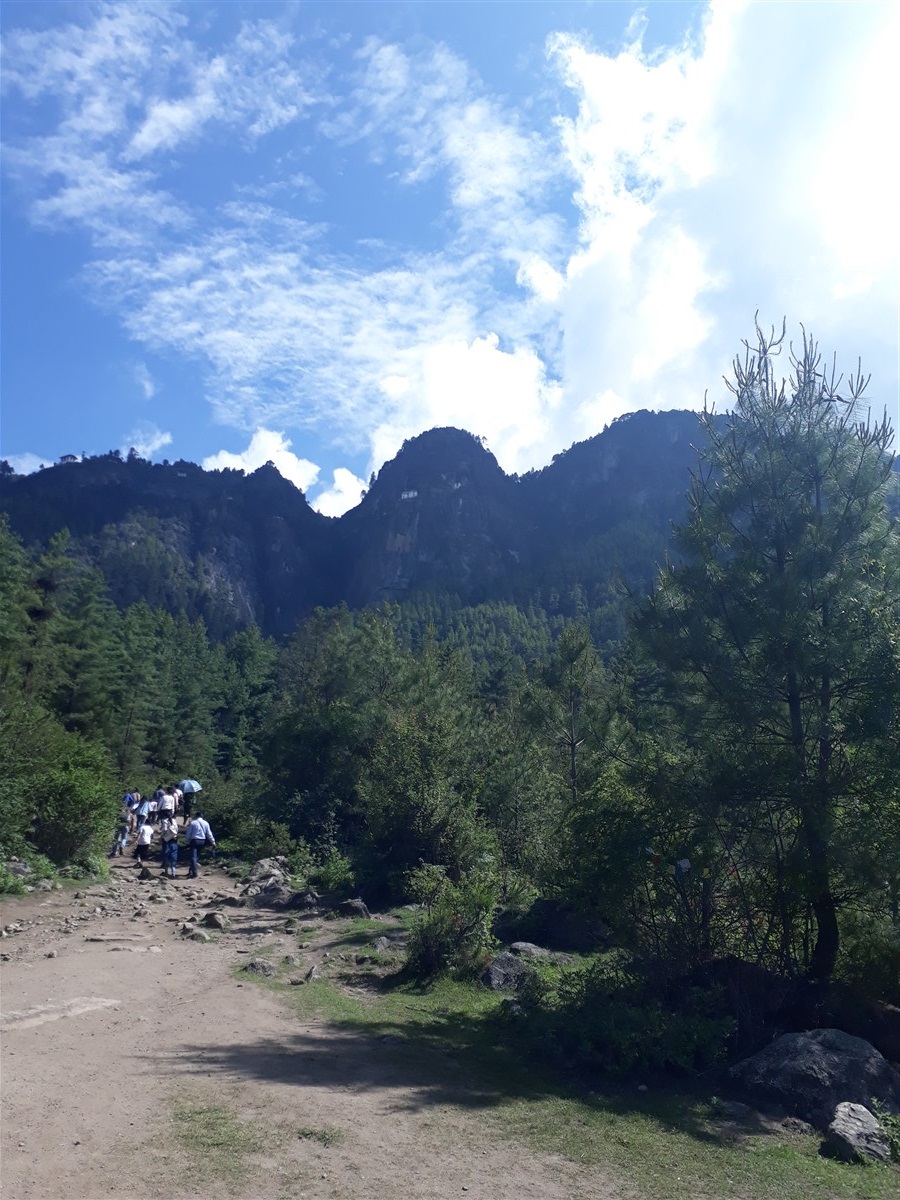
<box><xmin>1</xmin><ymin>325</ymin><xmax>898</xmax><ymax>1092</ymax></box>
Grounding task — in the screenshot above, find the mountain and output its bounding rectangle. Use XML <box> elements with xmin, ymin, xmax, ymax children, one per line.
<box><xmin>0</xmin><ymin>411</ymin><xmax>706</xmax><ymax>638</ymax></box>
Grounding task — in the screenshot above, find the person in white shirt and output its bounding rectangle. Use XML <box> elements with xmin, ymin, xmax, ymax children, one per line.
<box><xmin>135</xmin><ymin>820</ymin><xmax>153</xmax><ymax>865</ymax></box>
<box><xmin>185</xmin><ymin>812</ymin><xmax>215</xmax><ymax>879</ymax></box>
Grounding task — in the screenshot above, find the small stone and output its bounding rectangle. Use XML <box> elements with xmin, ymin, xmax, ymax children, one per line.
<box><xmin>45</xmin><ymin>950</ymin><xmax>58</xmax><ymax>959</ymax></box>
<box><xmin>190</xmin><ymin>930</ymin><xmax>211</xmax><ymax>943</ymax></box>
<box><xmin>305</xmin><ymin>965</ymin><xmax>320</xmax><ymax>982</ymax></box>
<box><xmin>637</xmin><ymin>1084</ymin><xmax>648</xmax><ymax>1093</ymax></box>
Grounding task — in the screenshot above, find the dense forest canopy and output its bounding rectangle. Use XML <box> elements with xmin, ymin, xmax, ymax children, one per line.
<box><xmin>1</xmin><ymin>326</ymin><xmax>898</xmax><ymax>1070</ymax></box>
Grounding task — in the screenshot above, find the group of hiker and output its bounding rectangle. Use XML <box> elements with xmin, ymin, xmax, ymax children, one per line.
<box><xmin>111</xmin><ymin>784</ymin><xmax>216</xmax><ymax>879</ymax></box>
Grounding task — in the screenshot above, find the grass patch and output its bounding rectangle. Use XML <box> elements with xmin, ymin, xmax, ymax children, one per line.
<box><xmin>241</xmin><ymin>914</ymin><xmax>899</xmax><ymax>1199</ymax></box>
<box><xmin>297</xmin><ymin>1124</ymin><xmax>344</xmax><ymax>1148</ymax></box>
<box><xmin>281</xmin><ymin>927</ymin><xmax>898</xmax><ymax>1200</ymax></box>
<box><xmin>173</xmin><ymin>1099</ymin><xmax>266</xmax><ymax>1194</ymax></box>
<box><xmin>327</xmin><ymin>916</ymin><xmax>390</xmax><ymax>948</ymax></box>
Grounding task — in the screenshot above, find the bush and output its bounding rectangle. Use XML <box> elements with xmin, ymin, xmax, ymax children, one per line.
<box><xmin>309</xmin><ymin>847</ymin><xmax>356</xmax><ymax>895</ymax></box>
<box><xmin>405</xmin><ymin>861</ymin><xmax>499</xmax><ymax>978</ymax></box>
<box><xmin>219</xmin><ymin>816</ymin><xmax>313</xmax><ymax>876</ymax></box>
<box><xmin>0</xmin><ymin>864</ymin><xmax>26</xmax><ymax>896</ymax></box>
<box><xmin>515</xmin><ymin>952</ymin><xmax>734</xmax><ymax>1076</ymax></box>
<box><xmin>836</xmin><ymin>908</ymin><xmax>900</xmax><ymax>1003</ymax></box>
<box><xmin>0</xmin><ymin>700</ymin><xmax>117</xmax><ymax>867</ymax></box>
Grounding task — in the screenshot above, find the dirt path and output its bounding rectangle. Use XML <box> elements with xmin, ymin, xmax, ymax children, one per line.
<box><xmin>1</xmin><ymin>861</ymin><xmax>620</xmax><ymax>1200</ymax></box>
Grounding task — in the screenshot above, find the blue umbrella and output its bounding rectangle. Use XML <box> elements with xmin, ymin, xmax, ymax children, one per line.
<box><xmin>178</xmin><ymin>779</ymin><xmax>202</xmax><ymax>794</ymax></box>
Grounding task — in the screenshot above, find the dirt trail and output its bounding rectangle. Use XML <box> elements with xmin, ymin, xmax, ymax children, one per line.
<box><xmin>1</xmin><ymin>861</ymin><xmax>619</xmax><ymax>1200</ymax></box>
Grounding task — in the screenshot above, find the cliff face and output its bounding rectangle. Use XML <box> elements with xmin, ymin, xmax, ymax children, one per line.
<box><xmin>336</xmin><ymin>428</ymin><xmax>524</xmax><ymax>607</ymax></box>
<box><xmin>0</xmin><ymin>412</ymin><xmax>706</xmax><ymax>635</ymax></box>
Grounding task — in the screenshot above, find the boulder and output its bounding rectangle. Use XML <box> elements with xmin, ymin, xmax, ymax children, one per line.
<box><xmin>339</xmin><ymin>898</ymin><xmax>370</xmax><ymax>920</ymax></box>
<box><xmin>247</xmin><ymin>857</ymin><xmax>290</xmax><ymax>882</ymax></box>
<box><xmin>509</xmin><ymin>942</ymin><xmax>551</xmax><ymax>959</ymax></box>
<box><xmin>4</xmin><ymin>860</ymin><xmax>31</xmax><ymax>878</ymax></box>
<box><xmin>729</xmin><ymin>1028</ymin><xmax>900</xmax><ymax>1128</ymax></box>
<box><xmin>244</xmin><ymin>958</ymin><xmax>276</xmax><ymax>977</ymax></box>
<box><xmin>202</xmin><ymin>911</ymin><xmax>230</xmax><ymax>930</ymax></box>
<box><xmin>480</xmin><ymin>951</ymin><xmax>528</xmax><ymax>992</ymax></box>
<box><xmin>824</xmin><ymin>1102</ymin><xmax>892</xmax><ymax>1164</ymax></box>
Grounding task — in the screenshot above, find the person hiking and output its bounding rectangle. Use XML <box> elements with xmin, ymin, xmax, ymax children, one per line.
<box><xmin>135</xmin><ymin>794</ymin><xmax>151</xmax><ymax>826</ymax></box>
<box><xmin>109</xmin><ymin>807</ymin><xmax>131</xmax><ymax>857</ymax></box>
<box><xmin>158</xmin><ymin>786</ymin><xmax>176</xmax><ymax>821</ymax></box>
<box><xmin>159</xmin><ymin>812</ymin><xmax>179</xmax><ymax>878</ymax></box>
<box><xmin>184</xmin><ymin>811</ymin><xmax>215</xmax><ymax>879</ymax></box>
<box><xmin>134</xmin><ymin>818</ymin><xmax>154</xmax><ymax>866</ymax></box>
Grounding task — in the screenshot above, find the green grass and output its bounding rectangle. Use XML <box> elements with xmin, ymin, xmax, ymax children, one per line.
<box><xmin>241</xmin><ymin>920</ymin><xmax>900</xmax><ymax>1200</ymax></box>
<box><xmin>297</xmin><ymin>1124</ymin><xmax>345</xmax><ymax>1148</ymax></box>
<box><xmin>173</xmin><ymin>1099</ymin><xmax>267</xmax><ymax>1194</ymax></box>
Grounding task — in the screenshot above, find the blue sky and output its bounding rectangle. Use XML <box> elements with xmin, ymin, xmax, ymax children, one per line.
<box><xmin>2</xmin><ymin>1</ymin><xmax>897</xmax><ymax>516</ymax></box>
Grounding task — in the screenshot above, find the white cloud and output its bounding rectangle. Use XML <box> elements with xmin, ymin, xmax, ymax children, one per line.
<box><xmin>134</xmin><ymin>361</ymin><xmax>155</xmax><ymax>399</ymax></box>
<box><xmin>311</xmin><ymin>467</ymin><xmax>368</xmax><ymax>517</ymax></box>
<box><xmin>368</xmin><ymin>333</ymin><xmax>562</xmax><ymax>478</ymax></box>
<box><xmin>3</xmin><ymin>1</ymin><xmax>897</xmax><ymax>484</ymax></box>
<box><xmin>202</xmin><ymin>428</ymin><xmax>320</xmax><ymax>493</ymax></box>
<box><xmin>4</xmin><ymin>452</ymin><xmax>51</xmax><ymax>474</ymax></box>
<box><xmin>122</xmin><ymin>423</ymin><xmax>172</xmax><ymax>458</ymax></box>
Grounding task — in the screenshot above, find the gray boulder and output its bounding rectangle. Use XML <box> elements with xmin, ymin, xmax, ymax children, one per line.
<box><xmin>729</xmin><ymin>1028</ymin><xmax>900</xmax><ymax>1128</ymax></box>
<box><xmin>480</xmin><ymin>951</ymin><xmax>528</xmax><ymax>992</ymax></box>
<box><xmin>244</xmin><ymin>958</ymin><xmax>276</xmax><ymax>977</ymax></box>
<box><xmin>824</xmin><ymin>1102</ymin><xmax>892</xmax><ymax>1164</ymax></box>
<box><xmin>247</xmin><ymin>857</ymin><xmax>290</xmax><ymax>882</ymax></box>
<box><xmin>4</xmin><ymin>860</ymin><xmax>31</xmax><ymax>878</ymax></box>
<box><xmin>339</xmin><ymin>898</ymin><xmax>370</xmax><ymax>920</ymax></box>
<box><xmin>509</xmin><ymin>941</ymin><xmax>551</xmax><ymax>959</ymax></box>
<box><xmin>202</xmin><ymin>911</ymin><xmax>230</xmax><ymax>930</ymax></box>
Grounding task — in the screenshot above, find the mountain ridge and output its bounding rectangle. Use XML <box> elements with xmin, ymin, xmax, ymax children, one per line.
<box><xmin>1</xmin><ymin>411</ymin><xmax>706</xmax><ymax>638</ymax></box>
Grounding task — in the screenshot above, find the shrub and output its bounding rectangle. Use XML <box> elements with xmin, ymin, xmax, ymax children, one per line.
<box><xmin>515</xmin><ymin>952</ymin><xmax>734</xmax><ymax>1076</ymax></box>
<box><xmin>836</xmin><ymin>908</ymin><xmax>900</xmax><ymax>1003</ymax></box>
<box><xmin>405</xmin><ymin>861</ymin><xmax>499</xmax><ymax>978</ymax></box>
<box><xmin>309</xmin><ymin>847</ymin><xmax>356</xmax><ymax>896</ymax></box>
<box><xmin>0</xmin><ymin>700</ymin><xmax>117</xmax><ymax>867</ymax></box>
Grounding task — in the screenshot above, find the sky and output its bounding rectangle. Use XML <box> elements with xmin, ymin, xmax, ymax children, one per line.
<box><xmin>2</xmin><ymin>1</ymin><xmax>898</xmax><ymax>517</ymax></box>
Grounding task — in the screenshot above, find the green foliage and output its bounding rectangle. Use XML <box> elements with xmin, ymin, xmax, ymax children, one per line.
<box><xmin>835</xmin><ymin>909</ymin><xmax>900</xmax><ymax>1003</ymax></box>
<box><xmin>869</xmin><ymin>1100</ymin><xmax>900</xmax><ymax>1162</ymax></box>
<box><xmin>309</xmin><ymin>847</ymin><xmax>356</xmax><ymax>895</ymax></box>
<box><xmin>516</xmin><ymin>952</ymin><xmax>734</xmax><ymax>1076</ymax></box>
<box><xmin>405</xmin><ymin>861</ymin><xmax>500</xmax><ymax>977</ymax></box>
<box><xmin>634</xmin><ymin>323</ymin><xmax>900</xmax><ymax>980</ymax></box>
<box><xmin>0</xmin><ymin>864</ymin><xmax>26</xmax><ymax>895</ymax></box>
<box><xmin>0</xmin><ymin>699</ymin><xmax>117</xmax><ymax>866</ymax></box>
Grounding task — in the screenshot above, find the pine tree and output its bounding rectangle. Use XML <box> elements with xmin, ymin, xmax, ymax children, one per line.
<box><xmin>636</xmin><ymin>322</ymin><xmax>900</xmax><ymax>980</ymax></box>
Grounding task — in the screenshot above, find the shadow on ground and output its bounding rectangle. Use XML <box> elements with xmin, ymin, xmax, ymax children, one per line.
<box><xmin>169</xmin><ymin>980</ymin><xmax>776</xmax><ymax>1153</ymax></box>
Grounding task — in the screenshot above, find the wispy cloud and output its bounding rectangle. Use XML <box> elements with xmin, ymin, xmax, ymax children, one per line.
<box><xmin>133</xmin><ymin>361</ymin><xmax>155</xmax><ymax>400</ymax></box>
<box><xmin>5</xmin><ymin>452</ymin><xmax>52</xmax><ymax>475</ymax></box>
<box><xmin>122</xmin><ymin>423</ymin><xmax>172</xmax><ymax>458</ymax></box>
<box><xmin>3</xmin><ymin>0</ymin><xmax>897</xmax><ymax>509</ymax></box>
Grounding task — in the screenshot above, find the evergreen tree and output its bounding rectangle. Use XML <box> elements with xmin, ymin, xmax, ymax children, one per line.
<box><xmin>636</xmin><ymin>323</ymin><xmax>900</xmax><ymax>980</ymax></box>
